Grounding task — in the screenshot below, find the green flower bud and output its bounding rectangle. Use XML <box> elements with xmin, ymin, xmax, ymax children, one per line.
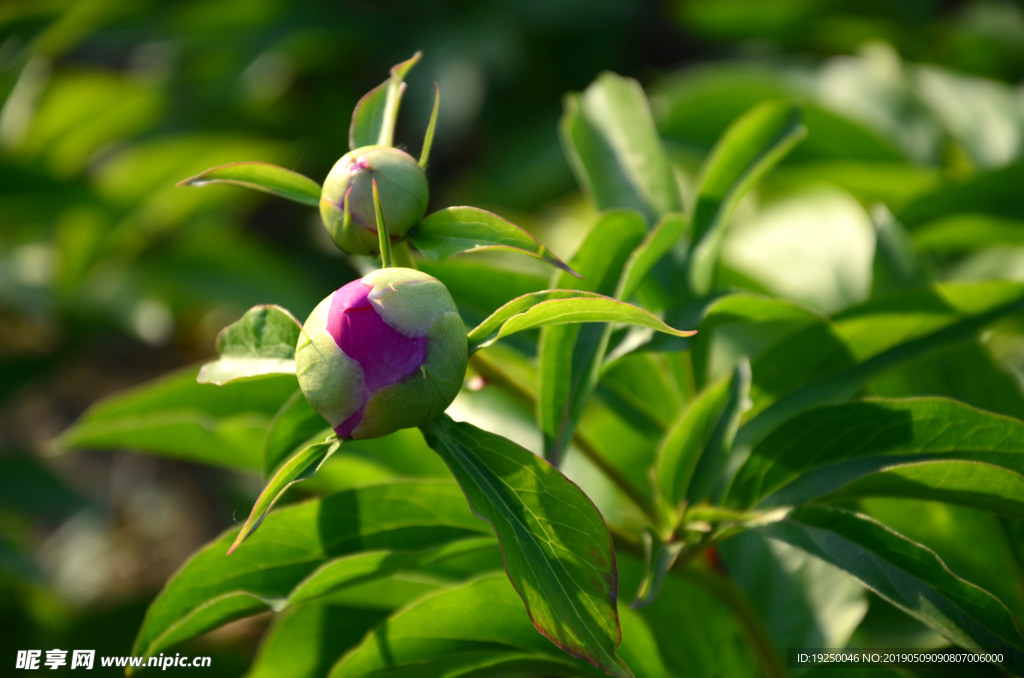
<box><xmin>295</xmin><ymin>267</ymin><xmax>466</xmax><ymax>440</ymax></box>
<box><xmin>319</xmin><ymin>145</ymin><xmax>429</xmax><ymax>255</ymax></box>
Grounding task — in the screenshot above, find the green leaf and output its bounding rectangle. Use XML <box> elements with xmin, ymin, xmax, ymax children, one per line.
<box><xmin>227</xmin><ymin>438</ymin><xmax>339</xmax><ymax>554</ymax></box>
<box><xmin>654</xmin><ymin>65</ymin><xmax>902</xmax><ymax>164</ymax></box>
<box><xmin>632</xmin><ymin>530</ymin><xmax>685</xmax><ymax>608</ymax></box>
<box><xmin>177</xmin><ymin>161</ymin><xmax>321</xmax><ymax>206</ymax></box>
<box><xmin>250</xmin><ymin>605</ymin><xmax>391</xmax><ymax>678</ymax></box>
<box><xmin>616</xmin><ymin>213</ymin><xmax>688</xmax><ymax>302</ymax></box>
<box><xmin>410</xmin><ymin>206</ymin><xmax>577</xmax><ymax>276</ymax></box>
<box><xmin>286</xmin><ymin>537</ymin><xmax>497</xmax><ymax>607</ymax></box>
<box><xmin>684</xmin><ymin>358</ymin><xmax>751</xmax><ymax>503</ymax></box>
<box><xmin>682</xmin><ymin>291</ymin><xmax>826</xmax><ymax>387</ymax></box>
<box><xmin>197</xmin><ymin>305</ymin><xmax>301</xmax><ymax>385</ymax></box>
<box><xmin>596</xmin><ymin>353</ymin><xmax>685</xmax><ymax>435</ymax></box>
<box><xmin>911</xmin><ymin>214</ymin><xmax>1024</xmax><ymax>252</ymax></box>
<box><xmin>263</xmin><ymin>390</ymin><xmax>329</xmax><ymax>475</ymax></box>
<box><xmin>821</xmin><ymin>461</ymin><xmax>1024</xmax><ymax>519</ymax></box>
<box><xmin>655</xmin><ymin>360</ymin><xmax>750</xmax><ymax>513</ymax></box>
<box><xmin>728</xmin><ymin>397</ymin><xmax>1024</xmax><ymax>514</ymax></box>
<box><xmin>420</xmin><ymin>416</ymin><xmax>632</xmax><ymax>678</ymax></box>
<box><xmin>860</xmin><ymin>498</ymin><xmax>1024</xmax><ymax>625</ymax></box>
<box><xmin>719</xmin><ymin>186</ymin><xmax>876</xmax><ymax>314</ymax></box>
<box><xmin>130</xmin><ymin>480</ymin><xmax>489</xmax><ymax>662</ymax></box>
<box><xmin>758</xmin><ymin>505</ymin><xmax>1024</xmax><ymax>667</ymax></box>
<box><xmin>341</xmin><ymin>650</ymin><xmax>587</xmax><ymax>677</ymax></box>
<box><xmin>560</xmin><ymin>72</ymin><xmax>682</xmax><ymax>224</ymax></box>
<box><xmin>719</xmin><ymin>531</ymin><xmax>868</xmax><ymax>651</ymax></box>
<box><xmin>54</xmin><ymin>366</ymin><xmax>295</xmax><ymax>471</ymax></box>
<box><xmin>738</xmin><ymin>281</ymin><xmax>1024</xmax><ymax>448</ymax></box>
<box><xmin>420</xmin><ymin>258</ymin><xmax>548</xmax><ymax>336</ymax></box>
<box><xmin>538</xmin><ymin>211</ymin><xmax>647</xmax><ymax>461</ymax></box>
<box><xmin>618</xmin><ymin>555</ymin><xmax>763</xmax><ymax>677</ymax></box>
<box><xmin>871</xmin><ymin>208</ymin><xmax>923</xmax><ymax>294</ymax></box>
<box><xmin>467</xmin><ymin>290</ymin><xmax>694</xmax><ymax>354</ymax></box>
<box><xmin>329</xmin><ymin>575</ymin><xmax>600</xmax><ymax>677</ymax></box>
<box><xmin>898</xmin><ymin>162</ymin><xmax>1024</xmax><ymax>232</ymax></box>
<box><xmin>772</xmin><ymin>160</ymin><xmax>938</xmax><ymax>211</ymax></box>
<box><xmin>870</xmin><ymin>340</ymin><xmax>1024</xmax><ymax>420</ymax></box>
<box><xmin>349</xmin><ymin>52</ymin><xmax>421</xmax><ymax>150</ymax></box>
<box><xmin>688</xmin><ymin>101</ymin><xmax>806</xmax><ymax>296</ymax></box>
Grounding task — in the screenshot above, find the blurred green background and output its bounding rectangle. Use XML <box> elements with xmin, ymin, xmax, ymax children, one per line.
<box><xmin>3</xmin><ymin>0</ymin><xmax>1024</xmax><ymax>674</ymax></box>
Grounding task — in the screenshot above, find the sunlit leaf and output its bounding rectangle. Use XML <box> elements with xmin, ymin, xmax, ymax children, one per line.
<box><xmin>688</xmin><ymin>101</ymin><xmax>806</xmax><ymax>295</ymax></box>
<box><xmin>249</xmin><ymin>605</ymin><xmax>390</xmax><ymax>678</ymax></box>
<box><xmin>538</xmin><ymin>210</ymin><xmax>647</xmax><ymax>461</ymax></box>
<box><xmin>178</xmin><ymin>161</ymin><xmax>321</xmax><ymax>206</ymax></box>
<box><xmin>681</xmin><ymin>291</ymin><xmax>826</xmax><ymax>387</ymax></box>
<box><xmin>420</xmin><ymin>415</ymin><xmax>632</xmax><ymax>678</ymax></box>
<box><xmin>227</xmin><ymin>438</ymin><xmax>339</xmax><ymax>554</ymax></box>
<box><xmin>616</xmin><ymin>213</ymin><xmax>688</xmax><ymax>302</ymax></box>
<box><xmin>420</xmin><ymin>259</ymin><xmax>548</xmax><ymax>336</ymax></box>
<box><xmin>656</xmin><ymin>360</ymin><xmax>749</xmax><ymax>511</ymax></box>
<box><xmin>720</xmin><ymin>186</ymin><xmax>875</xmax><ymax>314</ymax></box>
<box><xmin>286</xmin><ymin>537</ymin><xmax>497</xmax><ymax>607</ymax></box>
<box><xmin>263</xmin><ymin>390</ymin><xmax>329</xmax><ymax>476</ymax></box>
<box><xmin>411</xmin><ymin>206</ymin><xmax>576</xmax><ymax>275</ymax></box>
<box><xmin>329</xmin><ymin>575</ymin><xmax>602</xmax><ymax>677</ymax></box>
<box><xmin>468</xmin><ymin>290</ymin><xmax>694</xmax><ymax>354</ymax></box>
<box><xmin>560</xmin><ymin>72</ymin><xmax>682</xmax><ymax>224</ymax></box>
<box><xmin>197</xmin><ymin>304</ymin><xmax>301</xmax><ymax>386</ymax></box>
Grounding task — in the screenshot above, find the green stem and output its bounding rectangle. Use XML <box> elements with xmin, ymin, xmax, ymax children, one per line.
<box><xmin>372</xmin><ymin>178</ymin><xmax>392</xmax><ymax>267</ymax></box>
<box><xmin>468</xmin><ymin>352</ymin><xmax>661</xmax><ymax>526</ymax></box>
<box><xmin>392</xmin><ymin>240</ymin><xmax>416</xmax><ymax>269</ymax></box>
<box><xmin>574</xmin><ymin>430</ymin><xmax>661</xmax><ymax>526</ymax></box>
<box><xmin>684</xmin><ymin>505</ymin><xmax>768</xmax><ymax>523</ymax></box>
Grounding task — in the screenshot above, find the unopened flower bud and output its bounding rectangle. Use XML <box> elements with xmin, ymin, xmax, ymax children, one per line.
<box><xmin>319</xmin><ymin>145</ymin><xmax>429</xmax><ymax>255</ymax></box>
<box><xmin>295</xmin><ymin>268</ymin><xmax>466</xmax><ymax>439</ymax></box>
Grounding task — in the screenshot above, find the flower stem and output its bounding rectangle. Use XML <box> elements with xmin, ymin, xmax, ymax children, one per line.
<box><xmin>392</xmin><ymin>240</ymin><xmax>416</xmax><ymax>269</ymax></box>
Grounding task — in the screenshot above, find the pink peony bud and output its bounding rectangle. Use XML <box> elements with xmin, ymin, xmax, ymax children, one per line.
<box><xmin>295</xmin><ymin>268</ymin><xmax>466</xmax><ymax>439</ymax></box>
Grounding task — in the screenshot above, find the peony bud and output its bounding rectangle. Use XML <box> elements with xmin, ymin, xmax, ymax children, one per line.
<box><xmin>319</xmin><ymin>145</ymin><xmax>429</xmax><ymax>255</ymax></box>
<box><xmin>295</xmin><ymin>267</ymin><xmax>466</xmax><ymax>440</ymax></box>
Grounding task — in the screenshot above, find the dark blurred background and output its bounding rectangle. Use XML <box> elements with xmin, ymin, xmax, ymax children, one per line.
<box><xmin>3</xmin><ymin>0</ymin><xmax>1024</xmax><ymax>673</ymax></box>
